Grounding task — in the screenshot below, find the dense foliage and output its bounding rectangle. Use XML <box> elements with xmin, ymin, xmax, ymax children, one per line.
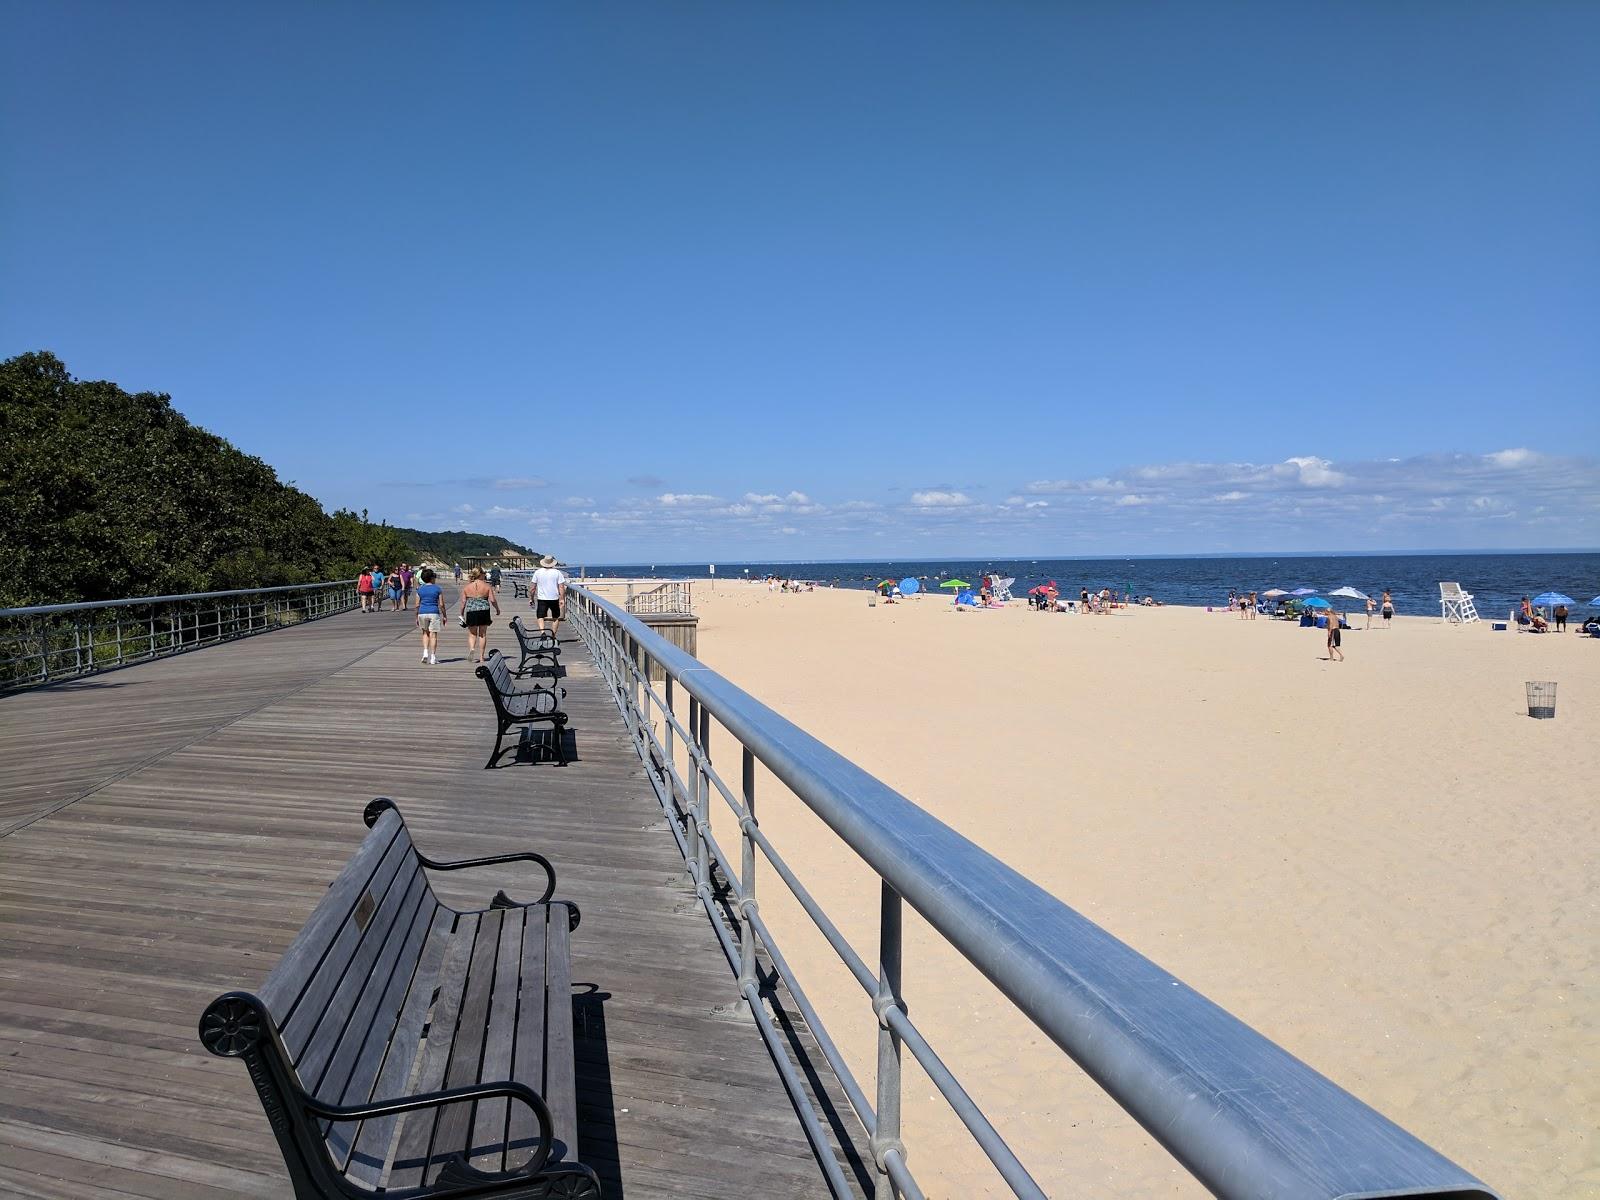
<box><xmin>386</xmin><ymin>526</ymin><xmax>534</xmax><ymax>564</ymax></box>
<box><xmin>0</xmin><ymin>353</ymin><xmax>528</xmax><ymax>608</ymax></box>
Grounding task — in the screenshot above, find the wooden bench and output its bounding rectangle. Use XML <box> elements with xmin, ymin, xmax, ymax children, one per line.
<box><xmin>509</xmin><ymin>615</ymin><xmax>561</xmax><ymax>680</ymax></box>
<box><xmin>199</xmin><ymin>799</ymin><xmax>599</xmax><ymax>1199</ymax></box>
<box><xmin>476</xmin><ymin>648</ymin><xmax>568</xmax><ymax>767</ymax></box>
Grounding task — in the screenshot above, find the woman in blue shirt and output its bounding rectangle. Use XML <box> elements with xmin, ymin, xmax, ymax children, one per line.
<box><xmin>414</xmin><ymin>568</ymin><xmax>445</xmax><ymax>664</ymax></box>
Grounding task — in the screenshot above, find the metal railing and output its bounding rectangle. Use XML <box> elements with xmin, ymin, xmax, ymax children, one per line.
<box><xmin>0</xmin><ymin>581</ymin><xmax>358</xmax><ymax>692</ymax></box>
<box><xmin>624</xmin><ymin>580</ymin><xmax>693</xmax><ymax>615</ymax></box>
<box><xmin>566</xmin><ymin>584</ymin><xmax>1498</xmax><ymax>1200</ymax></box>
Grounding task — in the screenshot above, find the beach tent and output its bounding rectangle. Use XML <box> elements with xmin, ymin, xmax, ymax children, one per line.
<box><xmin>899</xmin><ymin>577</ymin><xmax>920</xmax><ymax>595</ymax></box>
<box><xmin>1328</xmin><ymin>586</ymin><xmax>1370</xmax><ymax>601</ymax></box>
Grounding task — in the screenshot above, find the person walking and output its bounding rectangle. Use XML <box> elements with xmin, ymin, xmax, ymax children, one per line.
<box><xmin>400</xmin><ymin>563</ymin><xmax>415</xmax><ymax>611</ymax></box>
<box><xmin>532</xmin><ymin>555</ymin><xmax>567</xmax><ymax>636</ymax></box>
<box><xmin>488</xmin><ymin>563</ymin><xmax>502</xmax><ymax>592</ymax></box>
<box><xmin>1365</xmin><ymin>595</ymin><xmax>1376</xmax><ymax>629</ymax></box>
<box><xmin>386</xmin><ymin>569</ymin><xmax>403</xmax><ymax>612</ymax></box>
<box><xmin>1327</xmin><ymin>608</ymin><xmax>1344</xmax><ymax>661</ymax></box>
<box><xmin>357</xmin><ymin>567</ymin><xmax>374</xmax><ymax>613</ymax></box>
<box><xmin>414</xmin><ymin>567</ymin><xmax>444</xmax><ymax>664</ymax></box>
<box><xmin>453</xmin><ymin>561</ymin><xmax>463</xmax><ymax>583</ymax></box>
<box><xmin>459</xmin><ymin>567</ymin><xmax>499</xmax><ymax>664</ymax></box>
<box><xmin>371</xmin><ymin>565</ymin><xmax>385</xmax><ymax>610</ymax></box>
<box><xmin>1380</xmin><ymin>589</ymin><xmax>1394</xmax><ymax>627</ymax></box>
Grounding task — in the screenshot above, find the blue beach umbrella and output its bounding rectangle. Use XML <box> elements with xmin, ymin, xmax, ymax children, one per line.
<box><xmin>1589</xmin><ymin>596</ymin><xmax>1600</xmax><ymax>607</ymax></box>
<box><xmin>900</xmin><ymin>577</ymin><xmax>920</xmax><ymax>595</ymax></box>
<box><xmin>1532</xmin><ymin>592</ymin><xmax>1574</xmax><ymax>607</ymax></box>
<box><xmin>1301</xmin><ymin>596</ymin><xmax>1331</xmax><ymax>609</ymax></box>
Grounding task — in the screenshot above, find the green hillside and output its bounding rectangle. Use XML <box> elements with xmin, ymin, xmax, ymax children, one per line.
<box><xmin>0</xmin><ymin>352</ymin><xmax>532</xmax><ymax>608</ymax></box>
<box><xmin>390</xmin><ymin>527</ymin><xmax>535</xmax><ymax>564</ymax></box>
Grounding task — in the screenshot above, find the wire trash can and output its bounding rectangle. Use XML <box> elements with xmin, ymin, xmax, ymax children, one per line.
<box><xmin>1525</xmin><ymin>681</ymin><xmax>1557</xmax><ymax>719</ymax></box>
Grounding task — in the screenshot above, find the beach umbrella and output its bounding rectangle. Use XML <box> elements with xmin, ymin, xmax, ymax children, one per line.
<box><xmin>940</xmin><ymin>579</ymin><xmax>969</xmax><ymax>589</ymax></box>
<box><xmin>1301</xmin><ymin>596</ymin><xmax>1331</xmax><ymax>609</ymax></box>
<box><xmin>1589</xmin><ymin>596</ymin><xmax>1600</xmax><ymax>607</ymax></box>
<box><xmin>1328</xmin><ymin>586</ymin><xmax>1370</xmax><ymax>600</ymax></box>
<box><xmin>899</xmin><ymin>577</ymin><xmax>919</xmax><ymax>595</ymax></box>
<box><xmin>1262</xmin><ymin>588</ymin><xmax>1288</xmax><ymax>597</ymax></box>
<box><xmin>1290</xmin><ymin>587</ymin><xmax>1318</xmax><ymax>596</ymax></box>
<box><xmin>1532</xmin><ymin>592</ymin><xmax>1574</xmax><ymax>607</ymax></box>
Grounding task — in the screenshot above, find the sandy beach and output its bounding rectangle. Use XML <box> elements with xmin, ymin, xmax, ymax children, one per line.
<box><xmin>600</xmin><ymin>581</ymin><xmax>1598</xmax><ymax>1198</ymax></box>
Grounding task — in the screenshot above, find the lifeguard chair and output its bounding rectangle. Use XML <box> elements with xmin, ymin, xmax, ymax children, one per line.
<box><xmin>1439</xmin><ymin>581</ymin><xmax>1480</xmax><ymax>624</ymax></box>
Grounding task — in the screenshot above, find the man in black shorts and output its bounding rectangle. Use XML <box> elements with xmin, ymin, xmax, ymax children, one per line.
<box><xmin>531</xmin><ymin>555</ymin><xmax>567</xmax><ymax>636</ymax></box>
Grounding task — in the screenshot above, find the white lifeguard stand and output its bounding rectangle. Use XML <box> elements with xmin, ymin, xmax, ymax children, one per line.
<box><xmin>1439</xmin><ymin>582</ymin><xmax>1480</xmax><ymax>624</ymax></box>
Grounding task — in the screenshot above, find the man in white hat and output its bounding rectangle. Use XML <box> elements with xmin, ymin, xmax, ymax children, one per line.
<box><xmin>532</xmin><ymin>555</ymin><xmax>567</xmax><ymax>636</ymax></box>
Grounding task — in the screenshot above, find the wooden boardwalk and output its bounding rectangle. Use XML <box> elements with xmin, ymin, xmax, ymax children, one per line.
<box><xmin>0</xmin><ymin>600</ymin><xmax>868</xmax><ymax>1199</ymax></box>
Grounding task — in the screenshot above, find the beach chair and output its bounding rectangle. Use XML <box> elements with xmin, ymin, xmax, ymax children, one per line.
<box><xmin>1439</xmin><ymin>582</ymin><xmax>1479</xmax><ymax>624</ymax></box>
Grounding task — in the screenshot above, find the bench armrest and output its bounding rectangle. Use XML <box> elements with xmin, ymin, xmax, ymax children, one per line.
<box><xmin>301</xmin><ymin>1078</ymin><xmax>555</xmax><ymax>1177</ymax></box>
<box><xmin>363</xmin><ymin>799</ymin><xmax>556</xmax><ymax>903</ymax></box>
<box><xmin>417</xmin><ymin>848</ymin><xmax>557</xmax><ymax>905</ymax></box>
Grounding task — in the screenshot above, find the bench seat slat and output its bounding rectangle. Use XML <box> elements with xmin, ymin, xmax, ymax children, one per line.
<box><xmin>386</xmin><ymin>911</ymin><xmax>479</xmax><ymax>1192</ymax></box>
<box><xmin>427</xmin><ymin>908</ymin><xmax>506</xmax><ymax>1183</ymax></box>
<box><xmin>544</xmin><ymin>909</ymin><xmax>578</xmax><ymax>1164</ymax></box>
<box><xmin>258</xmin><ymin>811</ymin><xmax>405</xmax><ymax>1021</ymax></box>
<box><xmin>342</xmin><ymin>903</ymin><xmax>456</xmax><ymax>1189</ymax></box>
<box><xmin>507</xmin><ymin>904</ymin><xmax>548</xmax><ymax>1169</ymax></box>
<box><xmin>469</xmin><ymin>907</ymin><xmax>527</xmax><ymax>1173</ymax></box>
<box><xmin>319</xmin><ymin>890</ymin><xmax>439</xmax><ymax>1175</ymax></box>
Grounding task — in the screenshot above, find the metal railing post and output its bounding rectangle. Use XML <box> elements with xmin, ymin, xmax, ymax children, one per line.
<box><xmin>687</xmin><ymin>695</ymin><xmax>703</xmax><ymax>883</ymax></box>
<box><xmin>874</xmin><ymin>882</ymin><xmax>906</xmax><ymax>1187</ymax></box>
<box><xmin>697</xmin><ymin>704</ymin><xmax>712</xmax><ymax>894</ymax></box>
<box><xmin>738</xmin><ymin>747</ymin><xmax>758</xmax><ymax>1000</ymax></box>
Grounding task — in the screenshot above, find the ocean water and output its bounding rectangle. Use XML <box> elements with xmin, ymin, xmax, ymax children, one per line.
<box><xmin>583</xmin><ymin>552</ymin><xmax>1598</xmax><ymax>618</ymax></box>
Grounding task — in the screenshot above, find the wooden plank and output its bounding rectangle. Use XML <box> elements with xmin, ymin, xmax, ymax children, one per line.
<box><xmin>293</xmin><ymin>861</ymin><xmax>426</xmax><ymax>1089</ymax></box>
<box><xmin>426</xmin><ymin>908</ymin><xmax>503</xmax><ymax>1180</ymax></box>
<box><xmin>0</xmin><ymin>610</ymin><xmax>869</xmax><ymax>1199</ymax></box>
<box><xmin>468</xmin><ymin>906</ymin><xmax>525</xmax><ymax>1173</ymax></box>
<box><xmin>338</xmin><ymin>905</ymin><xmax>454</xmax><ymax>1187</ymax></box>
<box><xmin>507</xmin><ymin>903</ymin><xmax>547</xmax><ymax>1170</ymax></box>
<box><xmin>544</xmin><ymin>906</ymin><xmax>579</xmax><ymax>1165</ymax></box>
<box><xmin>255</xmin><ymin>812</ymin><xmax>404</xmax><ymax>1021</ymax></box>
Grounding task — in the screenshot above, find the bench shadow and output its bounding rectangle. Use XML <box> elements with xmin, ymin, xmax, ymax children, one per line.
<box><xmin>487</xmin><ymin>726</ymin><xmax>579</xmax><ymax>768</ymax></box>
<box><xmin>573</xmin><ymin>984</ymin><xmax>624</xmax><ymax>1199</ymax></box>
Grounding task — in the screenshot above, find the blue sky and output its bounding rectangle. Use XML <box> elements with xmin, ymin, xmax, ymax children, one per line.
<box><xmin>4</xmin><ymin>2</ymin><xmax>1597</xmax><ymax>560</ymax></box>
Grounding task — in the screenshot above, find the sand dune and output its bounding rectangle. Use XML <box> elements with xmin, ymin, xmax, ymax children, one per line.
<box><xmin>648</xmin><ymin>582</ymin><xmax>1597</xmax><ymax>1198</ymax></box>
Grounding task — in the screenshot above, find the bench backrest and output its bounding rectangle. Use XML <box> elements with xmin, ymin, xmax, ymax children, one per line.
<box><xmin>511</xmin><ymin>615</ymin><xmax>559</xmax><ymax>655</ymax></box>
<box><xmin>481</xmin><ymin>648</ymin><xmax>517</xmax><ymax>696</ymax></box>
<box><xmin>252</xmin><ymin>805</ymin><xmax>441</xmax><ymax>1183</ymax></box>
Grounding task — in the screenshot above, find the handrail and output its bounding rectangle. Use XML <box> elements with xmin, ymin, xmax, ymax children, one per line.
<box><xmin>1</xmin><ymin>580</ymin><xmax>359</xmax><ymax>691</ymax></box>
<box><xmin>0</xmin><ymin>580</ymin><xmax>354</xmax><ymax>618</ymax></box>
<box><xmin>565</xmin><ymin>583</ymin><xmax>1498</xmax><ymax>1200</ymax></box>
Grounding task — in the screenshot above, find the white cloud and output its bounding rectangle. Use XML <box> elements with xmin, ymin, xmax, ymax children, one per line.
<box><xmin>657</xmin><ymin>493</ymin><xmax>720</xmax><ymax>507</ymax></box>
<box><xmin>1279</xmin><ymin>456</ymin><xmax>1346</xmax><ymax>488</ymax></box>
<box><xmin>563</xmin><ymin>496</ymin><xmax>594</xmax><ymax>507</ymax></box>
<box><xmin>1115</xmin><ymin>494</ymin><xmax>1157</xmax><ymax>507</ymax></box>
<box><xmin>744</xmin><ymin>490</ymin><xmax>812</xmax><ymax>505</ymax></box>
<box><xmin>1213</xmin><ymin>491</ymin><xmax>1249</xmax><ymax>502</ymax></box>
<box><xmin>1026</xmin><ymin>477</ymin><xmax>1124</xmax><ymax>494</ymax></box>
<box><xmin>494</xmin><ymin>477</ymin><xmax>548</xmax><ymax>490</ymax></box>
<box><xmin>451</xmin><ymin>503</ymin><xmax>476</xmax><ymax>515</ymax></box>
<box><xmin>1025</xmin><ymin>500</ymin><xmax>1049</xmax><ymax>509</ymax></box>
<box><xmin>911</xmin><ymin>490</ymin><xmax>973</xmax><ymax>507</ymax></box>
<box><xmin>1485</xmin><ymin>448</ymin><xmax>1539</xmax><ymax>468</ymax></box>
